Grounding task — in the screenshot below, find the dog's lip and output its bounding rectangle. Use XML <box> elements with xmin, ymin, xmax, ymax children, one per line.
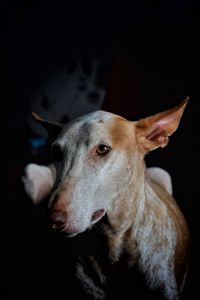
<box><xmin>51</xmin><ymin>209</ymin><xmax>106</xmax><ymax>236</ymax></box>
<box><xmin>91</xmin><ymin>209</ymin><xmax>105</xmax><ymax>222</ymax></box>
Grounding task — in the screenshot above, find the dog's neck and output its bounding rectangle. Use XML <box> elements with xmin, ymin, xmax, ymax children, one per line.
<box><xmin>104</xmin><ymin>157</ymin><xmax>174</xmax><ymax>267</ymax></box>
<box><xmin>105</xmin><ymin>156</ymin><xmax>147</xmax><ymax>263</ymax></box>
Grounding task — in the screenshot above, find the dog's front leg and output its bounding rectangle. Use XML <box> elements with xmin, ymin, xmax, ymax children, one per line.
<box><xmin>22</xmin><ymin>163</ymin><xmax>56</xmax><ymax>204</ymax></box>
<box><xmin>75</xmin><ymin>257</ymin><xmax>106</xmax><ymax>300</ymax></box>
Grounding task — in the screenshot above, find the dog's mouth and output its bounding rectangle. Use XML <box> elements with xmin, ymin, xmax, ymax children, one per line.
<box><xmin>51</xmin><ymin>209</ymin><xmax>106</xmax><ymax>237</ymax></box>
<box><xmin>91</xmin><ymin>209</ymin><xmax>105</xmax><ymax>223</ymax></box>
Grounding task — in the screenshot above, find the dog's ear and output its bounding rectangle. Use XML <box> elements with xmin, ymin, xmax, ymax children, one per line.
<box><xmin>136</xmin><ymin>97</ymin><xmax>189</xmax><ymax>152</ymax></box>
<box><xmin>32</xmin><ymin>112</ymin><xmax>64</xmax><ymax>140</ymax></box>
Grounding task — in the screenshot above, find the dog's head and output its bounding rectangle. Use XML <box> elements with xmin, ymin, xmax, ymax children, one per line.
<box><xmin>33</xmin><ymin>97</ymin><xmax>188</xmax><ymax>236</ymax></box>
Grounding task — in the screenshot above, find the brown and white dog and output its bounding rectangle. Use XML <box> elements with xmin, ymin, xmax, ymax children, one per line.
<box><xmin>22</xmin><ymin>98</ymin><xmax>190</xmax><ymax>299</ymax></box>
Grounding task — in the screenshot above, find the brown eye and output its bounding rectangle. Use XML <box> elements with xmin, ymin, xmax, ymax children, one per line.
<box><xmin>96</xmin><ymin>144</ymin><xmax>111</xmax><ymax>156</ymax></box>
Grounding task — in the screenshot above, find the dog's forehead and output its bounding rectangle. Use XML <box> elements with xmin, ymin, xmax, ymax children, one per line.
<box><xmin>59</xmin><ymin>111</ymin><xmax>122</xmax><ymax>136</ymax></box>
<box><xmin>55</xmin><ymin>110</ymin><xmax>134</xmax><ymax>149</ymax></box>
<box><xmin>79</xmin><ymin>110</ymin><xmax>123</xmax><ymax>124</ymax></box>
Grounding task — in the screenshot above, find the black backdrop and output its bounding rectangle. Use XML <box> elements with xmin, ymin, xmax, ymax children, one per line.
<box><xmin>2</xmin><ymin>1</ymin><xmax>200</xmax><ymax>299</ymax></box>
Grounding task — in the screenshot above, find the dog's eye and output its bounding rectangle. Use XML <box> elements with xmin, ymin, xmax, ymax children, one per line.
<box><xmin>51</xmin><ymin>144</ymin><xmax>63</xmax><ymax>161</ymax></box>
<box><xmin>96</xmin><ymin>144</ymin><xmax>111</xmax><ymax>156</ymax></box>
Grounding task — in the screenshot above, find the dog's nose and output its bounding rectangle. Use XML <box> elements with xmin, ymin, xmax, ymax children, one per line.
<box><xmin>49</xmin><ymin>210</ymin><xmax>68</xmax><ymax>231</ymax></box>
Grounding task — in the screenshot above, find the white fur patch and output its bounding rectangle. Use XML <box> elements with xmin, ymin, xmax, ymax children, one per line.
<box><xmin>137</xmin><ymin>184</ymin><xmax>178</xmax><ymax>299</ymax></box>
<box><xmin>22</xmin><ymin>164</ymin><xmax>55</xmax><ymax>204</ymax></box>
<box><xmin>146</xmin><ymin>167</ymin><xmax>173</xmax><ymax>195</ymax></box>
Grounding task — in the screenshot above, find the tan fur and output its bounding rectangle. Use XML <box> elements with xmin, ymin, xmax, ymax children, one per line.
<box><xmin>108</xmin><ymin>116</ymin><xmax>135</xmax><ymax>149</ymax></box>
<box><xmin>136</xmin><ymin>97</ymin><xmax>188</xmax><ymax>152</ymax></box>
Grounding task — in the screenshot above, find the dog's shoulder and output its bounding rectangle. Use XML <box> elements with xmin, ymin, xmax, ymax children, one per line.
<box><xmin>146</xmin><ymin>167</ymin><xmax>173</xmax><ymax>195</ymax></box>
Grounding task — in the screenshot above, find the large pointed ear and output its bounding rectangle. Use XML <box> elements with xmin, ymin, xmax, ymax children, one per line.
<box><xmin>136</xmin><ymin>97</ymin><xmax>189</xmax><ymax>152</ymax></box>
<box><xmin>32</xmin><ymin>112</ymin><xmax>64</xmax><ymax>140</ymax></box>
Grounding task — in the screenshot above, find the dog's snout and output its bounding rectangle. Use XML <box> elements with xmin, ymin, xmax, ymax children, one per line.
<box><xmin>50</xmin><ymin>210</ymin><xmax>68</xmax><ymax>231</ymax></box>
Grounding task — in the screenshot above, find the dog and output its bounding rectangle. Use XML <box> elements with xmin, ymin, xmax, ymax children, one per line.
<box><xmin>22</xmin><ymin>97</ymin><xmax>190</xmax><ymax>299</ymax></box>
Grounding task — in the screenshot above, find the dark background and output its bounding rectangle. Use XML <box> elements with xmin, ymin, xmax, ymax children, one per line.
<box><xmin>2</xmin><ymin>1</ymin><xmax>200</xmax><ymax>299</ymax></box>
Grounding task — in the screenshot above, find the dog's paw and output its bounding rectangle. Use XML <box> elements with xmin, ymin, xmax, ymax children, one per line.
<box><xmin>22</xmin><ymin>164</ymin><xmax>54</xmax><ymax>204</ymax></box>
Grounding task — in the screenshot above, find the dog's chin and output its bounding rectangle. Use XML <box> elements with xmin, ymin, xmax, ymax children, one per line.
<box><xmin>64</xmin><ymin>232</ymin><xmax>79</xmax><ymax>237</ymax></box>
<box><xmin>55</xmin><ymin>209</ymin><xmax>106</xmax><ymax>238</ymax></box>
<box><xmin>61</xmin><ymin>227</ymin><xmax>85</xmax><ymax>237</ymax></box>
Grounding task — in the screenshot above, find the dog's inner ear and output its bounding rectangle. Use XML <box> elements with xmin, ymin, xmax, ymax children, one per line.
<box><xmin>136</xmin><ymin>97</ymin><xmax>189</xmax><ymax>152</ymax></box>
<box><xmin>32</xmin><ymin>112</ymin><xmax>64</xmax><ymax>140</ymax></box>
